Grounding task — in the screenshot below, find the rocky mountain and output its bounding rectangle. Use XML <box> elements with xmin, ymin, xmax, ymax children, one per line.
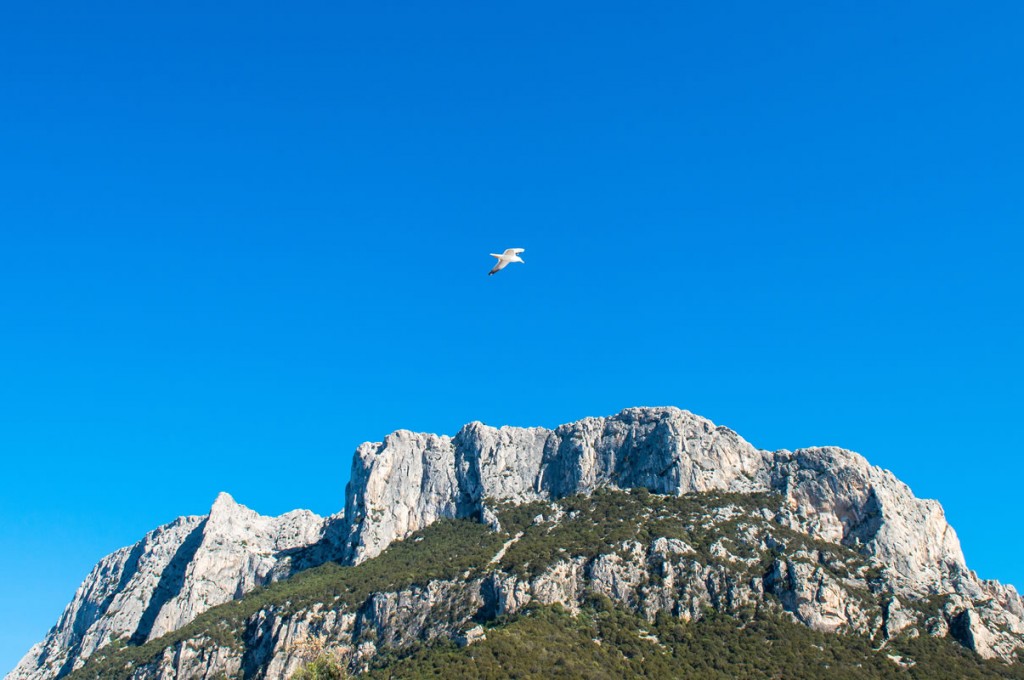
<box><xmin>10</xmin><ymin>495</ymin><xmax>327</xmax><ymax>679</ymax></box>
<box><xmin>8</xmin><ymin>407</ymin><xmax>1024</xmax><ymax>679</ymax></box>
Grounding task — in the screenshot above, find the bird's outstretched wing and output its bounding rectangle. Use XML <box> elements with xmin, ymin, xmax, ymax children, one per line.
<box><xmin>503</xmin><ymin>248</ymin><xmax>525</xmax><ymax>256</ymax></box>
<box><xmin>488</xmin><ymin>260</ymin><xmax>508</xmax><ymax>275</ymax></box>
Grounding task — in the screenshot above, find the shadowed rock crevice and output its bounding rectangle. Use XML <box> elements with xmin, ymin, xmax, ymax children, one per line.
<box><xmin>240</xmin><ymin>612</ymin><xmax>277</xmax><ymax>680</ymax></box>
<box><xmin>129</xmin><ymin>520</ymin><xmax>207</xmax><ymax>646</ymax></box>
<box><xmin>454</xmin><ymin>426</ymin><xmax>495</xmax><ymax>522</ymax></box>
<box><xmin>268</xmin><ymin>516</ymin><xmax>348</xmax><ymax>579</ymax></box>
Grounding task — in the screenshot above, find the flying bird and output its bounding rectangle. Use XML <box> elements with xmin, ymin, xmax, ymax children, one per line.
<box><xmin>488</xmin><ymin>248</ymin><xmax>525</xmax><ymax>276</ymax></box>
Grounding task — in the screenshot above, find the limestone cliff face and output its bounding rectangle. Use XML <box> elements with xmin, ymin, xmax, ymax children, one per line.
<box><xmin>9</xmin><ymin>495</ymin><xmax>326</xmax><ymax>680</ymax></box>
<box><xmin>768</xmin><ymin>445</ymin><xmax>965</xmax><ymax>593</ymax></box>
<box><xmin>8</xmin><ymin>407</ymin><xmax>1024</xmax><ymax>679</ymax></box>
<box><xmin>332</xmin><ymin>407</ymin><xmax>1020</xmax><ymax>662</ymax></box>
<box><xmin>340</xmin><ymin>410</ymin><xmax>770</xmax><ymax>565</ymax></box>
<box><xmin>341</xmin><ymin>407</ymin><xmax>966</xmax><ymax>594</ymax></box>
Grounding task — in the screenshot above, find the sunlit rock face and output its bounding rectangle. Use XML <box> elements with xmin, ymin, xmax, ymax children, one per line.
<box><xmin>343</xmin><ymin>406</ymin><xmax>967</xmax><ymax>594</ymax></box>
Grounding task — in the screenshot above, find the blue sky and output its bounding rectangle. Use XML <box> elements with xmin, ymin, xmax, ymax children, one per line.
<box><xmin>2</xmin><ymin>1</ymin><xmax>1022</xmax><ymax>672</ymax></box>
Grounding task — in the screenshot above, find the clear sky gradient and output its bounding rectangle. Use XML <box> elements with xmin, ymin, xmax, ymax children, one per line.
<box><xmin>2</xmin><ymin>2</ymin><xmax>1022</xmax><ymax>673</ymax></box>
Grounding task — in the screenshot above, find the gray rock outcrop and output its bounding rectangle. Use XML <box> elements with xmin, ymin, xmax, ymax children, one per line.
<box><xmin>9</xmin><ymin>495</ymin><xmax>326</xmax><ymax>680</ymax></box>
<box><xmin>342</xmin><ymin>407</ymin><xmax>966</xmax><ymax>594</ymax></box>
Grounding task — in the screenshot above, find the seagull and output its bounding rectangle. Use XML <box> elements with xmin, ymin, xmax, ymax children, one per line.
<box><xmin>488</xmin><ymin>248</ymin><xmax>525</xmax><ymax>276</ymax></box>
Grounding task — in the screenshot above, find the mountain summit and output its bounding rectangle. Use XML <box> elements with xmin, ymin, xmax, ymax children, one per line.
<box><xmin>9</xmin><ymin>407</ymin><xmax>1024</xmax><ymax>679</ymax></box>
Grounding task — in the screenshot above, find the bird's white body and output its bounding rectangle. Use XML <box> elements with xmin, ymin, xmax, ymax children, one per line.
<box><xmin>488</xmin><ymin>248</ymin><xmax>525</xmax><ymax>275</ymax></box>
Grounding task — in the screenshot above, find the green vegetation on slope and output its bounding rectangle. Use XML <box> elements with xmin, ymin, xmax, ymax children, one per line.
<box><xmin>366</xmin><ymin>601</ymin><xmax>1024</xmax><ymax>680</ymax></box>
<box><xmin>292</xmin><ymin>654</ymin><xmax>348</xmax><ymax>680</ymax></box>
<box><xmin>494</xmin><ymin>488</ymin><xmax>869</xmax><ymax>585</ymax></box>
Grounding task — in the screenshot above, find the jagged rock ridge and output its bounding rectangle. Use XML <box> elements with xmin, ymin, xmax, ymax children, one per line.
<box><xmin>10</xmin><ymin>495</ymin><xmax>327</xmax><ymax>680</ymax></box>
<box><xmin>343</xmin><ymin>408</ymin><xmax>962</xmax><ymax>591</ymax></box>
<box><xmin>9</xmin><ymin>407</ymin><xmax>1024</xmax><ymax>679</ymax></box>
